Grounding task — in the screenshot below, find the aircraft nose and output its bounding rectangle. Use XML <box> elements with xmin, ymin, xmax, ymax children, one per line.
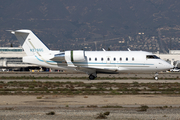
<box><xmin>165</xmin><ymin>62</ymin><xmax>173</xmax><ymax>70</ymax></box>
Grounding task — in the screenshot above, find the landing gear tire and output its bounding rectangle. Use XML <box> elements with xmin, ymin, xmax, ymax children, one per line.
<box><xmin>154</xmin><ymin>72</ymin><xmax>158</xmax><ymax>80</ymax></box>
<box><xmin>154</xmin><ymin>76</ymin><xmax>158</xmax><ymax>80</ymax></box>
<box><xmin>89</xmin><ymin>75</ymin><xmax>96</xmax><ymax>80</ymax></box>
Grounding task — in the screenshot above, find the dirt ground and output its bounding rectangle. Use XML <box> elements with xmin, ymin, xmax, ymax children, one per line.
<box><xmin>1</xmin><ymin>72</ymin><xmax>180</xmax><ymax>119</ymax></box>
<box><xmin>0</xmin><ymin>95</ymin><xmax>180</xmax><ymax>107</ymax></box>
<box><xmin>1</xmin><ymin>95</ymin><xmax>180</xmax><ymax>120</ymax></box>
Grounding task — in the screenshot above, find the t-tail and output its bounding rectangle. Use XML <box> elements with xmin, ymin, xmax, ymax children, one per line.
<box><xmin>8</xmin><ymin>29</ymin><xmax>49</xmax><ymax>56</ymax></box>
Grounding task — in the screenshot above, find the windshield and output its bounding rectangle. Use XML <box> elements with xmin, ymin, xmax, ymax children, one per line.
<box><xmin>146</xmin><ymin>55</ymin><xmax>160</xmax><ymax>59</ymax></box>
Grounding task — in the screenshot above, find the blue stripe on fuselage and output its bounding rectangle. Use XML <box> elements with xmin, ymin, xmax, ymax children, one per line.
<box><xmin>69</xmin><ymin>62</ymin><xmax>154</xmax><ymax>66</ymax></box>
<box><xmin>35</xmin><ymin>56</ymin><xmax>62</xmax><ymax>63</ymax></box>
<box><xmin>34</xmin><ymin>56</ymin><xmax>153</xmax><ymax>66</ymax></box>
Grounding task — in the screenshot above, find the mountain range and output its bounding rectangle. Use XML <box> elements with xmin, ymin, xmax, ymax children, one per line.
<box><xmin>1</xmin><ymin>0</ymin><xmax>180</xmax><ymax>53</ymax></box>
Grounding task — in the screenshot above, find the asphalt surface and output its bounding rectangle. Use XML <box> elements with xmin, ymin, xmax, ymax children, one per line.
<box><xmin>1</xmin><ymin>79</ymin><xmax>180</xmax><ymax>83</ymax></box>
<box><xmin>0</xmin><ymin>72</ymin><xmax>180</xmax><ymax>83</ymax></box>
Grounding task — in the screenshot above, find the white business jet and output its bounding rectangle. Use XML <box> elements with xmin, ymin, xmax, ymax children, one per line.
<box><xmin>9</xmin><ymin>30</ymin><xmax>173</xmax><ymax>80</ymax></box>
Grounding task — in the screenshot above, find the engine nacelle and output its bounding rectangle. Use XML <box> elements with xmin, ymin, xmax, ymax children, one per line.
<box><xmin>65</xmin><ymin>50</ymin><xmax>86</xmax><ymax>62</ymax></box>
<box><xmin>53</xmin><ymin>50</ymin><xmax>86</xmax><ymax>62</ymax></box>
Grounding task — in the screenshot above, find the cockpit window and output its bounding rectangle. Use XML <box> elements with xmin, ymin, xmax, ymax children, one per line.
<box><xmin>146</xmin><ymin>55</ymin><xmax>160</xmax><ymax>59</ymax></box>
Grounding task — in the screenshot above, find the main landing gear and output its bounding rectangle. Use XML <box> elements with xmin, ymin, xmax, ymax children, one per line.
<box><xmin>89</xmin><ymin>74</ymin><xmax>96</xmax><ymax>80</ymax></box>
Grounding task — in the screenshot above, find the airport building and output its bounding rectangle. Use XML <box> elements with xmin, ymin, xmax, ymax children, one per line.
<box><xmin>0</xmin><ymin>47</ymin><xmax>38</xmax><ymax>71</ymax></box>
<box><xmin>155</xmin><ymin>50</ymin><xmax>180</xmax><ymax>68</ymax></box>
<box><xmin>0</xmin><ymin>47</ymin><xmax>180</xmax><ymax>71</ymax></box>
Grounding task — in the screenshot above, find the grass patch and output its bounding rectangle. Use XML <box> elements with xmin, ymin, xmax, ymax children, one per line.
<box><xmin>36</xmin><ymin>96</ymin><xmax>42</xmax><ymax>99</ymax></box>
<box><xmin>95</xmin><ymin>112</ymin><xmax>110</xmax><ymax>119</ymax></box>
<box><xmin>138</xmin><ymin>105</ymin><xmax>149</xmax><ymax>111</ymax></box>
<box><xmin>101</xmin><ymin>105</ymin><xmax>123</xmax><ymax>108</ymax></box>
<box><xmin>0</xmin><ymin>81</ymin><xmax>180</xmax><ymax>95</ymax></box>
<box><xmin>46</xmin><ymin>111</ymin><xmax>55</xmax><ymax>115</ymax></box>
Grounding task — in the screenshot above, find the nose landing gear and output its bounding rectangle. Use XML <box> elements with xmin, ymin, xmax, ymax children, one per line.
<box><xmin>154</xmin><ymin>72</ymin><xmax>158</xmax><ymax>80</ymax></box>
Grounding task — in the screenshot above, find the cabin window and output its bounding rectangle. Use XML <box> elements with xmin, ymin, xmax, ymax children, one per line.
<box><xmin>120</xmin><ymin>58</ymin><xmax>122</xmax><ymax>61</ymax></box>
<box><xmin>101</xmin><ymin>58</ymin><xmax>103</xmax><ymax>61</ymax></box>
<box><xmin>146</xmin><ymin>55</ymin><xmax>160</xmax><ymax>59</ymax></box>
<box><xmin>132</xmin><ymin>57</ymin><xmax>134</xmax><ymax>61</ymax></box>
<box><xmin>114</xmin><ymin>58</ymin><xmax>116</xmax><ymax>61</ymax></box>
<box><xmin>107</xmin><ymin>58</ymin><xmax>110</xmax><ymax>61</ymax></box>
<box><xmin>126</xmin><ymin>57</ymin><xmax>128</xmax><ymax>61</ymax></box>
<box><xmin>95</xmin><ymin>58</ymin><xmax>97</xmax><ymax>61</ymax></box>
<box><xmin>89</xmin><ymin>58</ymin><xmax>91</xmax><ymax>61</ymax></box>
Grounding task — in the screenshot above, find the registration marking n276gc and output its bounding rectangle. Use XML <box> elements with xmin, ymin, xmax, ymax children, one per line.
<box><xmin>30</xmin><ymin>49</ymin><xmax>43</xmax><ymax>52</ymax></box>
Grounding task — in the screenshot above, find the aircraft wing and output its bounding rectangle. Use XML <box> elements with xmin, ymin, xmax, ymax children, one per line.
<box><xmin>75</xmin><ymin>66</ymin><xmax>128</xmax><ymax>74</ymax></box>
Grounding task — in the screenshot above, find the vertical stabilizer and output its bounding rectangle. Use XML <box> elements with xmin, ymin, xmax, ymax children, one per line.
<box><xmin>9</xmin><ymin>29</ymin><xmax>49</xmax><ymax>56</ymax></box>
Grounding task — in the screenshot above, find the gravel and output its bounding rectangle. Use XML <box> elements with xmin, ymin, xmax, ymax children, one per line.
<box><xmin>0</xmin><ymin>107</ymin><xmax>180</xmax><ymax>120</ymax></box>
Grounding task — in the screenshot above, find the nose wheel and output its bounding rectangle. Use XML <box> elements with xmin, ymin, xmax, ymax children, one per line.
<box><xmin>154</xmin><ymin>76</ymin><xmax>158</xmax><ymax>80</ymax></box>
<box><xmin>154</xmin><ymin>72</ymin><xmax>158</xmax><ymax>80</ymax></box>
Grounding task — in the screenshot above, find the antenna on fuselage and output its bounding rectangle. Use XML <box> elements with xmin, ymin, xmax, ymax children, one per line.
<box><xmin>102</xmin><ymin>48</ymin><xmax>106</xmax><ymax>51</ymax></box>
